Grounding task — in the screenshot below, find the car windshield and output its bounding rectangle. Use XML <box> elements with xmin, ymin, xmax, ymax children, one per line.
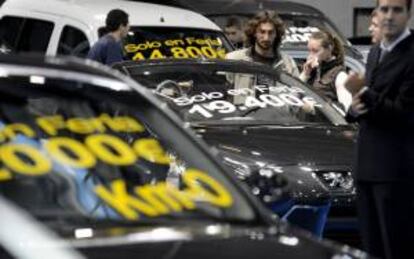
<box><xmin>126</xmin><ymin>63</ymin><xmax>347</xmax><ymax>126</ymax></box>
<box><xmin>0</xmin><ymin>69</ymin><xmax>256</xmax><ymax>233</ymax></box>
<box><xmin>209</xmin><ymin>14</ymin><xmax>347</xmax><ymax>47</ymax></box>
<box><xmin>123</xmin><ymin>27</ymin><xmax>233</xmax><ymax>61</ymax></box>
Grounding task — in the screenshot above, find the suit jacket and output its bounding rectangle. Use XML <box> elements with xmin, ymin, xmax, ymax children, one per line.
<box><xmin>347</xmin><ymin>31</ymin><xmax>414</xmax><ymax>181</ymax></box>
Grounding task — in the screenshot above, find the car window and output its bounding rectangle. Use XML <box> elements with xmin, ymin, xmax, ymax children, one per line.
<box><xmin>57</xmin><ymin>25</ymin><xmax>90</xmax><ymax>57</ymax></box>
<box><xmin>128</xmin><ymin>64</ymin><xmax>347</xmax><ymax>126</ymax></box>
<box><xmin>122</xmin><ymin>27</ymin><xmax>233</xmax><ymax>60</ymax></box>
<box><xmin>0</xmin><ymin>72</ymin><xmax>255</xmax><ymax>231</ymax></box>
<box><xmin>0</xmin><ymin>16</ymin><xmax>24</xmax><ymax>54</ymax></box>
<box><xmin>0</xmin><ymin>16</ymin><xmax>54</xmax><ymax>54</ymax></box>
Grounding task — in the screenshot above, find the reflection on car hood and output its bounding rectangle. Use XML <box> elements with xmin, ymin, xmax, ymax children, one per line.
<box><xmin>69</xmin><ymin>223</ymin><xmax>368</xmax><ymax>259</ymax></box>
<box><xmin>196</xmin><ymin>124</ymin><xmax>356</xmax><ymax>166</ymax></box>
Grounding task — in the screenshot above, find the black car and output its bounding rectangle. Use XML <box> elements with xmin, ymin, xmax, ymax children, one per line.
<box><xmin>114</xmin><ymin>59</ymin><xmax>358</xmax><ymax>239</ymax></box>
<box><xmin>177</xmin><ymin>0</ymin><xmax>363</xmax><ymax>61</ymax></box>
<box><xmin>0</xmin><ymin>55</ymin><xmax>368</xmax><ymax>258</ymax></box>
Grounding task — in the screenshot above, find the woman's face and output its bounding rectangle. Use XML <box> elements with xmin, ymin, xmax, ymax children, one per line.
<box><xmin>307</xmin><ymin>38</ymin><xmax>332</xmax><ymax>63</ymax></box>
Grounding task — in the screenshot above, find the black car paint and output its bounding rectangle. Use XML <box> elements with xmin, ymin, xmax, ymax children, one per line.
<box><xmin>71</xmin><ymin>223</ymin><xmax>358</xmax><ymax>259</ymax></box>
<box><xmin>196</xmin><ymin>123</ymin><xmax>356</xmax><ymax>207</ymax></box>
<box><xmin>198</xmin><ymin>125</ymin><xmax>354</xmax><ymax>166</ymax></box>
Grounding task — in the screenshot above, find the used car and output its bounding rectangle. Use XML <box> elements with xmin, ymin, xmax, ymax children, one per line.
<box><xmin>0</xmin><ymin>54</ymin><xmax>368</xmax><ymax>258</ymax></box>
<box><xmin>0</xmin><ymin>0</ymin><xmax>234</xmax><ymax>59</ymax></box>
<box><xmin>114</xmin><ymin>58</ymin><xmax>358</xmax><ymax>238</ymax></box>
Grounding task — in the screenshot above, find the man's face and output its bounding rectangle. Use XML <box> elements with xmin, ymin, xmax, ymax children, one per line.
<box><xmin>255</xmin><ymin>22</ymin><xmax>276</xmax><ymax>51</ymax></box>
<box><xmin>120</xmin><ymin>22</ymin><xmax>130</xmax><ymax>38</ymax></box>
<box><xmin>377</xmin><ymin>0</ymin><xmax>411</xmax><ymax>40</ymax></box>
<box><xmin>369</xmin><ymin>15</ymin><xmax>382</xmax><ymax>44</ymax></box>
<box><xmin>224</xmin><ymin>26</ymin><xmax>244</xmax><ymax>45</ymax></box>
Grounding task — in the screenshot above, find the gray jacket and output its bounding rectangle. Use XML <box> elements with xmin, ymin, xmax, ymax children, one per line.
<box><xmin>225</xmin><ymin>47</ymin><xmax>300</xmax><ymax>77</ymax></box>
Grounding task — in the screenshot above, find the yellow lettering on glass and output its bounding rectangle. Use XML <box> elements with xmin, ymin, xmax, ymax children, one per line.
<box><xmin>66</xmin><ymin>118</ymin><xmax>105</xmax><ymax>134</ymax></box>
<box><xmin>0</xmin><ymin>168</ymin><xmax>12</xmax><ymax>181</ymax></box>
<box><xmin>37</xmin><ymin>115</ymin><xmax>65</xmax><ymax>136</ymax></box>
<box><xmin>133</xmin><ymin>138</ymin><xmax>170</xmax><ymax>165</ymax></box>
<box><xmin>183</xmin><ymin>169</ymin><xmax>233</xmax><ymax>207</ymax></box>
<box><xmin>86</xmin><ymin>134</ymin><xmax>136</xmax><ymax>166</ymax></box>
<box><xmin>171</xmin><ymin>47</ymin><xmax>189</xmax><ymax>59</ymax></box>
<box><xmin>45</xmin><ymin>137</ymin><xmax>96</xmax><ymax>168</ymax></box>
<box><xmin>135</xmin><ymin>182</ymin><xmax>195</xmax><ymax>214</ymax></box>
<box><xmin>132</xmin><ymin>52</ymin><xmax>145</xmax><ymax>60</ymax></box>
<box><xmin>94</xmin><ymin>179</ymin><xmax>160</xmax><ymax>220</ymax></box>
<box><xmin>0</xmin><ymin>144</ymin><xmax>51</xmax><ymax>176</ymax></box>
<box><xmin>99</xmin><ymin>114</ymin><xmax>144</xmax><ymax>133</ymax></box>
<box><xmin>149</xmin><ymin>49</ymin><xmax>166</xmax><ymax>59</ymax></box>
<box><xmin>3</xmin><ymin>123</ymin><xmax>36</xmax><ymax>140</ymax></box>
<box><xmin>94</xmin><ymin>169</ymin><xmax>233</xmax><ymax>220</ymax></box>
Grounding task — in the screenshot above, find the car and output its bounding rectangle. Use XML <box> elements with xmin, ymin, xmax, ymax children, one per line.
<box><xmin>177</xmin><ymin>0</ymin><xmax>364</xmax><ymax>61</ymax></box>
<box><xmin>0</xmin><ymin>54</ymin><xmax>370</xmax><ymax>258</ymax></box>
<box><xmin>0</xmin><ymin>0</ymin><xmax>234</xmax><ymax>59</ymax></box>
<box><xmin>113</xmin><ymin>58</ymin><xmax>359</xmax><ymax>238</ymax></box>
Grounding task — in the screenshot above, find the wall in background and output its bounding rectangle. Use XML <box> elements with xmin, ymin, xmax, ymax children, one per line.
<box><xmin>286</xmin><ymin>0</ymin><xmax>414</xmax><ymax>38</ymax></box>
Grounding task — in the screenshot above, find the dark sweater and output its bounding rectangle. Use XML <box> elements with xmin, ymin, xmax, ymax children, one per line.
<box><xmin>87</xmin><ymin>34</ymin><xmax>124</xmax><ymax>65</ymax></box>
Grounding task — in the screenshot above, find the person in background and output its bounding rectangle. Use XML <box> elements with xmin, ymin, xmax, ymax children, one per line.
<box><xmin>369</xmin><ymin>9</ymin><xmax>383</xmax><ymax>44</ymax></box>
<box><xmin>226</xmin><ymin>10</ymin><xmax>299</xmax><ymax>77</ymax></box>
<box><xmin>224</xmin><ymin>16</ymin><xmax>245</xmax><ymax>49</ymax></box>
<box><xmin>345</xmin><ymin>0</ymin><xmax>414</xmax><ymax>258</ymax></box>
<box><xmin>299</xmin><ymin>30</ymin><xmax>350</xmax><ymax>111</ymax></box>
<box><xmin>87</xmin><ymin>9</ymin><xmax>130</xmax><ymax>65</ymax></box>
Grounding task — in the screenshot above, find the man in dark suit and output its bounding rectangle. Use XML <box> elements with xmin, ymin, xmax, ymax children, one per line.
<box><xmin>345</xmin><ymin>0</ymin><xmax>414</xmax><ymax>258</ymax></box>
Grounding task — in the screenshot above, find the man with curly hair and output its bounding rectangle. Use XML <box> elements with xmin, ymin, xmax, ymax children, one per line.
<box><xmin>226</xmin><ymin>10</ymin><xmax>299</xmax><ymax>77</ymax></box>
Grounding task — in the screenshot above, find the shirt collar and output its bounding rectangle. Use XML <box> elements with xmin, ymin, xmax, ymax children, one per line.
<box><xmin>380</xmin><ymin>27</ymin><xmax>411</xmax><ymax>52</ymax></box>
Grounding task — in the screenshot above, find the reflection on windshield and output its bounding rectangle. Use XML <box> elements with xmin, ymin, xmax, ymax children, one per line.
<box><xmin>124</xmin><ymin>27</ymin><xmax>232</xmax><ymax>61</ymax></box>
<box><xmin>0</xmin><ymin>75</ymin><xmax>251</xmax><ymax>227</ymax></box>
<box><xmin>133</xmin><ymin>67</ymin><xmax>346</xmax><ymax>126</ymax></box>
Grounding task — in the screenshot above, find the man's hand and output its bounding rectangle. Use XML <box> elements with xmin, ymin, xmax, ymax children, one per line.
<box><xmin>301</xmin><ymin>101</ymin><xmax>315</xmax><ymax>114</ymax></box>
<box><xmin>345</xmin><ymin>71</ymin><xmax>365</xmax><ymax>96</ymax></box>
<box><xmin>349</xmin><ymin>90</ymin><xmax>368</xmax><ymax>116</ymax></box>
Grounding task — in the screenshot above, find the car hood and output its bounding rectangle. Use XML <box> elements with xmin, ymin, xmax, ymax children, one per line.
<box><xmin>195</xmin><ymin>124</ymin><xmax>356</xmax><ymax>167</ymax></box>
<box><xmin>68</xmin><ymin>222</ymin><xmax>368</xmax><ymax>259</ymax></box>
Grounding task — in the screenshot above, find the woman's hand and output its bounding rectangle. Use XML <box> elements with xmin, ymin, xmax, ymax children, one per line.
<box><xmin>302</xmin><ymin>55</ymin><xmax>319</xmax><ymax>76</ymax></box>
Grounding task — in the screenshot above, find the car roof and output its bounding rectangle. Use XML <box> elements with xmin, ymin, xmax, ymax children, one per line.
<box><xmin>178</xmin><ymin>0</ymin><xmax>325</xmax><ymax>17</ymax></box>
<box><xmin>1</xmin><ymin>0</ymin><xmax>221</xmax><ymax>30</ymax></box>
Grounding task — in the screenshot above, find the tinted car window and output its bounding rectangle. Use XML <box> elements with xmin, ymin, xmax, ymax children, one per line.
<box><xmin>123</xmin><ymin>27</ymin><xmax>233</xmax><ymax>60</ymax></box>
<box><xmin>0</xmin><ymin>72</ymin><xmax>255</xmax><ymax>232</ymax></box>
<box><xmin>17</xmin><ymin>18</ymin><xmax>54</xmax><ymax>53</ymax></box>
<box><xmin>0</xmin><ymin>16</ymin><xmax>24</xmax><ymax>54</ymax></box>
<box><xmin>127</xmin><ymin>63</ymin><xmax>347</xmax><ymax>126</ymax></box>
<box><xmin>57</xmin><ymin>25</ymin><xmax>90</xmax><ymax>57</ymax></box>
<box><xmin>0</xmin><ymin>16</ymin><xmax>54</xmax><ymax>54</ymax></box>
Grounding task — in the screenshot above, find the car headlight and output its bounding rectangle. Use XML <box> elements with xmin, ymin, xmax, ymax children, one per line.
<box><xmin>222</xmin><ymin>157</ymin><xmax>289</xmax><ymax>203</ymax></box>
<box><xmin>315</xmin><ymin>171</ymin><xmax>355</xmax><ymax>194</ymax></box>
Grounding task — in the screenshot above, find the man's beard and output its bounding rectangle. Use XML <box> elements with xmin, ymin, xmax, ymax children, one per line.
<box><xmin>257</xmin><ymin>40</ymin><xmax>272</xmax><ymax>51</ymax></box>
